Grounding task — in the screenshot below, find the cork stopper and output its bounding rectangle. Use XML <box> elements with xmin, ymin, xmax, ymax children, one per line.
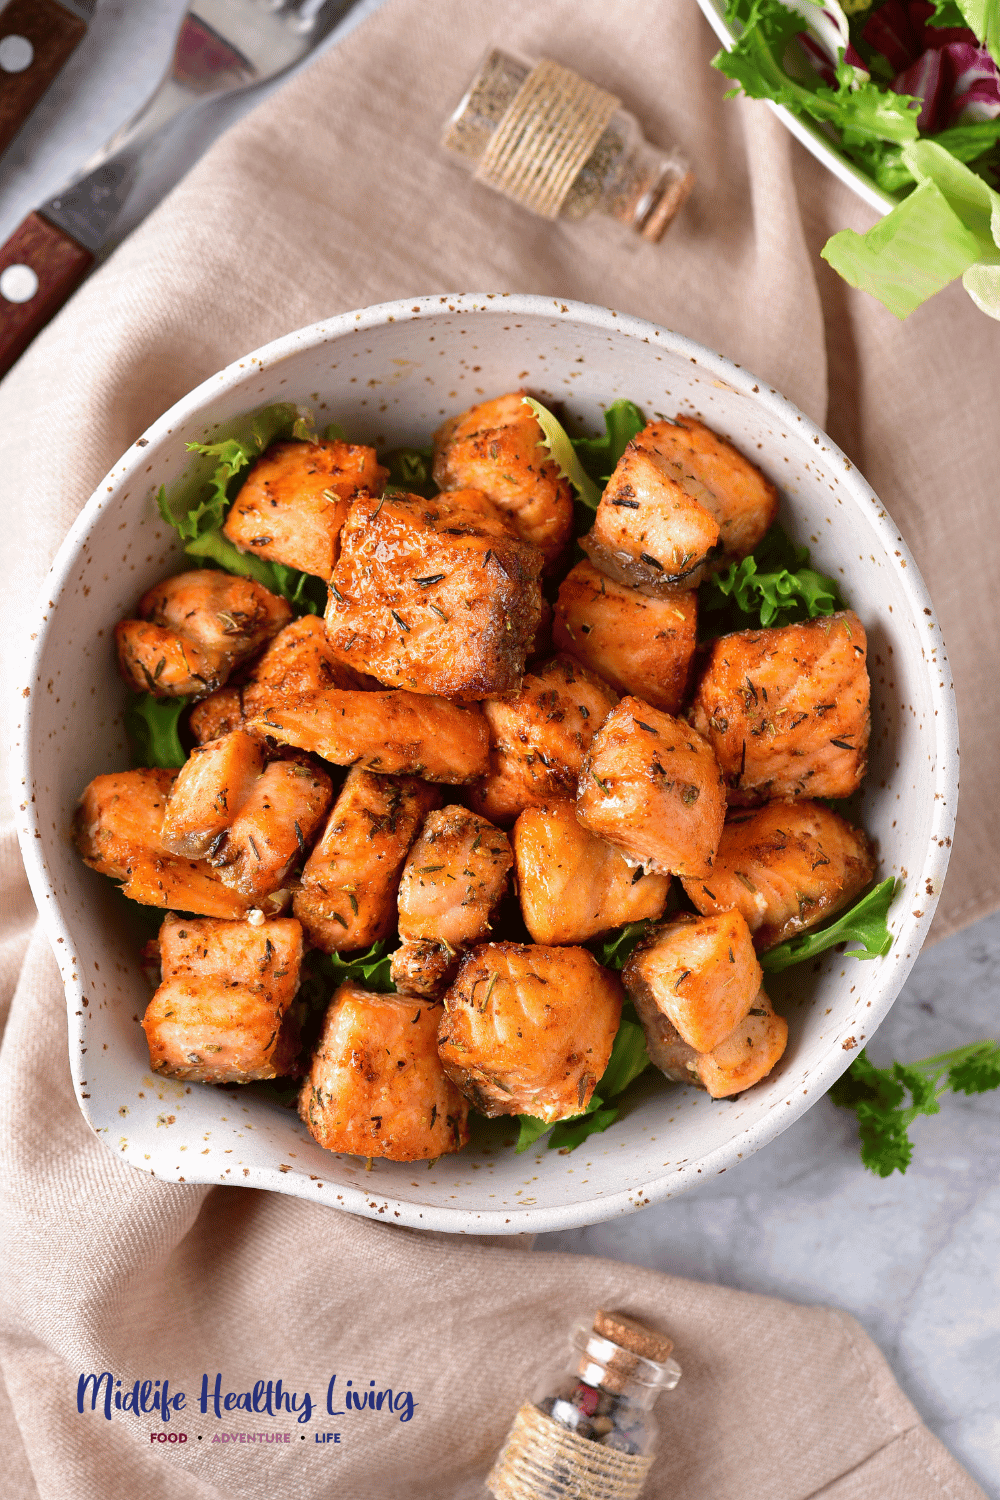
<box><xmin>593</xmin><ymin>1309</ymin><xmax>674</xmax><ymax>1364</ymax></box>
<box><xmin>573</xmin><ymin>1309</ymin><xmax>675</xmax><ymax>1395</ymax></box>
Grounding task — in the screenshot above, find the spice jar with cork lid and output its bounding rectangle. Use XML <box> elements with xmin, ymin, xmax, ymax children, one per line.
<box><xmin>441</xmin><ymin>48</ymin><xmax>695</xmax><ymax>243</ymax></box>
<box><xmin>487</xmin><ymin>1308</ymin><xmax>681</xmax><ymax>1500</ymax></box>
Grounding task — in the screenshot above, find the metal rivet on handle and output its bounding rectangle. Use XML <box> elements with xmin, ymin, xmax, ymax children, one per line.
<box><xmin>0</xmin><ymin>264</ymin><xmax>39</xmax><ymax>304</ymax></box>
<box><xmin>0</xmin><ymin>35</ymin><xmax>34</xmax><ymax>73</ymax></box>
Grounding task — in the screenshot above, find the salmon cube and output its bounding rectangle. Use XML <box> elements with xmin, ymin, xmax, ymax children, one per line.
<box><xmin>553</xmin><ymin>560</ymin><xmax>697</xmax><ymax>713</ymax></box>
<box><xmin>470</xmin><ymin>654</ymin><xmax>618</xmax><ymax>825</ymax></box>
<box><xmin>294</xmin><ymin>769</ymin><xmax>440</xmax><ymax>953</ymax></box>
<box><xmin>118</xmin><ymin>857</ymin><xmax>266</xmax><ymax>919</ymax></box>
<box><xmin>576</xmin><ymin>699</ymin><xmax>726</xmax><ymax>878</ymax></box>
<box><xmin>388</xmin><ymin>941</ymin><xmax>456</xmax><ymax>1001</ymax></box>
<box><xmin>223</xmin><ymin>438</ymin><xmax>388</xmax><ymax>579</ymax></box>
<box><xmin>188</xmin><ymin>616</ymin><xmax>364</xmax><ymax>744</ymax></box>
<box><xmin>639</xmin><ymin>416</ymin><xmax>778</xmax><ymax>564</ymax></box>
<box><xmin>116</xmin><ymin>570</ymin><xmax>292</xmax><ymax>698</ymax></box>
<box><xmin>681</xmin><ymin>801</ymin><xmax>876</xmax><ymax>950</ymax></box>
<box><xmin>74</xmin><ymin>768</ymin><xmax>178</xmax><ymax>880</ymax></box>
<box><xmin>622</xmin><ymin>910</ymin><xmax>761</xmax><ymax>1053</ymax></box>
<box><xmin>299</xmin><ymin>984</ymin><xmax>469</xmax><ymax>1161</ymax></box>
<box><xmin>438</xmin><ymin>943</ymin><xmax>622</xmax><ymax>1122</ymax></box>
<box><xmin>325</xmin><ymin>488</ymin><xmax>543</xmax><ymax>700</ymax></box>
<box><xmin>244</xmin><ymin>687</ymin><xmax>489</xmax><ymax>784</ymax></box>
<box><xmin>142</xmin><ymin>914</ymin><xmax>302</xmax><ymax>1083</ymax></box>
<box><xmin>115</xmin><ymin>621</ymin><xmax>224</xmax><ymax>699</ymax></box>
<box><xmin>638</xmin><ymin>984</ymin><xmax>787</xmax><ymax>1098</ymax></box>
<box><xmin>513</xmin><ymin>803</ymin><xmax>670</xmax><ymax>945</ymax></box>
<box><xmin>208</xmin><ymin>759</ymin><xmax>332</xmax><ymax>900</ymax></box>
<box><xmin>581</xmin><ymin>424</ymin><xmax>721</xmax><ymax>594</ymax></box>
<box><xmin>160</xmin><ymin>730</ymin><xmax>265</xmax><ymax>857</ymax></box>
<box><xmin>74</xmin><ymin>768</ymin><xmax>257</xmax><ymax>919</ymax></box>
<box><xmin>691</xmin><ymin>612</ymin><xmax>870</xmax><ymax>801</ymax></box>
<box><xmin>433</xmin><ymin>391</ymin><xmax>574</xmax><ymax>565</ymax></box>
<box><xmin>392</xmin><ymin>807</ymin><xmax>513</xmax><ymax>997</ymax></box>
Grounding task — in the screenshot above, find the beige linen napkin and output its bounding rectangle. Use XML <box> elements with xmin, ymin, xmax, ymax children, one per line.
<box><xmin>0</xmin><ymin>1</ymin><xmax>992</xmax><ymax>1497</ymax></box>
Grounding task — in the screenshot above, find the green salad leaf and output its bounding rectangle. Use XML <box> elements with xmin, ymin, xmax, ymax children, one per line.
<box><xmin>822</xmin><ymin>142</ymin><xmax>1000</xmax><ymax>318</ymax></box>
<box><xmin>522</xmin><ymin>396</ymin><xmax>602</xmax><ymax>510</ymax></box>
<box><xmin>156</xmin><ymin>401</ymin><xmax>327</xmax><ymax>612</ymax></box>
<box><xmin>700</xmin><ymin>523</ymin><xmax>844</xmax><ymax>633</ymax></box>
<box><xmin>123</xmin><ymin>693</ymin><xmax>189</xmax><ymax>768</ymax></box>
<box><xmin>590</xmin><ymin>920</ymin><xmax>654</xmax><ymax>971</ymax></box>
<box><xmin>515</xmin><ymin>1006</ymin><xmax>652</xmax><ymax>1154</ymax></box>
<box><xmin>760</xmin><ymin>877</ymin><xmax>897</xmax><ymax>972</ymax></box>
<box><xmin>830</xmin><ymin>1040</ymin><xmax>1000</xmax><ymax>1175</ymax></box>
<box><xmin>570</xmin><ymin>399</ymin><xmax>646</xmax><ymax>484</ymax></box>
<box><xmin>299</xmin><ymin>941</ymin><xmax>396</xmax><ymax>1006</ymax></box>
<box><xmin>383</xmin><ymin>444</ymin><xmax>437</xmax><ymax>497</ymax></box>
<box><xmin>714</xmin><ymin>0</ymin><xmax>921</xmax><ymax>145</ymax></box>
<box><xmin>713</xmin><ymin>0</ymin><xmax>1000</xmax><ymax>318</ymax></box>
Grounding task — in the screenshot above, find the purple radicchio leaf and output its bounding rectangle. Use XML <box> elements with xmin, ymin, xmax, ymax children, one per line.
<box><xmin>864</xmin><ymin>0</ymin><xmax>922</xmax><ymax>71</ymax></box>
<box><xmin>944</xmin><ymin>41</ymin><xmax>1000</xmax><ymax>122</ymax></box>
<box><xmin>892</xmin><ymin>46</ymin><xmax>947</xmax><ymax>129</ymax></box>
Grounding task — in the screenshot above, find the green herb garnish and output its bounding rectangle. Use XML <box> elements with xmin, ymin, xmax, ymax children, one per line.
<box><xmin>760</xmin><ymin>877</ymin><xmax>897</xmax><ymax>973</ymax></box>
<box><xmin>700</xmin><ymin>523</ymin><xmax>845</xmax><ymax>633</ymax></box>
<box><xmin>590</xmin><ymin>920</ymin><xmax>654</xmax><ymax>972</ymax></box>
<box><xmin>829</xmin><ymin>1040</ymin><xmax>1000</xmax><ymax>1176</ymax></box>
<box><xmin>123</xmin><ymin>693</ymin><xmax>189</xmax><ymax>768</ymax></box>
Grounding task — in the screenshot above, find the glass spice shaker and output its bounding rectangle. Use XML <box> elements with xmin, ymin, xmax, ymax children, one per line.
<box><xmin>487</xmin><ymin>1308</ymin><xmax>681</xmax><ymax>1500</ymax></box>
<box><xmin>441</xmin><ymin>48</ymin><xmax>695</xmax><ymax>243</ymax></box>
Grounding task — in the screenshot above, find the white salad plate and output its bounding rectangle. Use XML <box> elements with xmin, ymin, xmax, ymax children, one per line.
<box><xmin>694</xmin><ymin>0</ymin><xmax>898</xmax><ymax>217</ymax></box>
<box><xmin>14</xmin><ymin>293</ymin><xmax>957</xmax><ymax>1234</ymax></box>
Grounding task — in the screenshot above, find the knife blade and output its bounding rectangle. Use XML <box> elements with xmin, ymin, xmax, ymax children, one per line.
<box><xmin>0</xmin><ymin>0</ymin><xmax>98</xmax><ymax>157</ymax></box>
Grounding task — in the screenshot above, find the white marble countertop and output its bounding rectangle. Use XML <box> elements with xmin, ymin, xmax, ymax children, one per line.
<box><xmin>2</xmin><ymin>3</ymin><xmax>997</xmax><ymax>1495</ymax></box>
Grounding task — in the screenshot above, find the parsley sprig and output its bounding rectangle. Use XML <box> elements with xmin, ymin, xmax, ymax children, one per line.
<box><xmin>830</xmin><ymin>1041</ymin><xmax>1000</xmax><ymax>1176</ymax></box>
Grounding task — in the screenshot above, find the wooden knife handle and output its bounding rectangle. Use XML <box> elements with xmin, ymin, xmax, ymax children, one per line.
<box><xmin>0</xmin><ymin>0</ymin><xmax>86</xmax><ymax>156</ymax></box>
<box><xmin>0</xmin><ymin>212</ymin><xmax>93</xmax><ymax>378</ymax></box>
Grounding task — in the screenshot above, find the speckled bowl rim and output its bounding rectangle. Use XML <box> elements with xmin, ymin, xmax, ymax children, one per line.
<box><xmin>14</xmin><ymin>293</ymin><xmax>958</xmax><ymax>1233</ymax></box>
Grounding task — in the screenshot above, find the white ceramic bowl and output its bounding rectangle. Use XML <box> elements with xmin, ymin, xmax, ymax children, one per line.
<box><xmin>693</xmin><ymin>0</ymin><xmax>897</xmax><ymax>217</ymax></box>
<box><xmin>14</xmin><ymin>294</ymin><xmax>957</xmax><ymax>1234</ymax></box>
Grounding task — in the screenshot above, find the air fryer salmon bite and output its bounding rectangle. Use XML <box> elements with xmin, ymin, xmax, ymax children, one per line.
<box><xmin>74</xmin><ymin>388</ymin><xmax>883</xmax><ymax>1159</ymax></box>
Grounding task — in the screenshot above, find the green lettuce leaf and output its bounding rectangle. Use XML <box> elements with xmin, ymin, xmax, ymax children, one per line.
<box><xmin>760</xmin><ymin>876</ymin><xmax>897</xmax><ymax>972</ymax></box>
<box><xmin>821</xmin><ymin>140</ymin><xmax>1000</xmax><ymax>318</ymax></box>
<box><xmin>926</xmin><ymin>0</ymin><xmax>970</xmax><ymax>26</ymax></box>
<box><xmin>123</xmin><ymin>693</ymin><xmax>189</xmax><ymax>768</ymax></box>
<box><xmin>522</xmin><ymin>397</ymin><xmax>602</xmax><ymax>510</ymax></box>
<box><xmin>590</xmin><ymin>920</ymin><xmax>654</xmax><ymax>971</ymax></box>
<box><xmin>700</xmin><ymin>524</ymin><xmax>844</xmax><ymax>633</ymax></box>
<box><xmin>157</xmin><ymin>402</ymin><xmax>313</xmax><ymax>541</ymax></box>
<box><xmin>383</xmin><ymin>445</ymin><xmax>436</xmax><ymax>497</ymax></box>
<box><xmin>571</xmin><ymin>399</ymin><xmax>646</xmax><ymax>484</ymax></box>
<box><xmin>155</xmin><ymin>401</ymin><xmax>327</xmax><ymax>612</ymax></box>
<box><xmin>714</xmin><ymin>0</ymin><xmax>921</xmax><ymax>146</ymax></box>
<box><xmin>947</xmin><ymin>0</ymin><xmax>1000</xmax><ymax>64</ymax></box>
<box><xmin>298</xmin><ymin>941</ymin><xmax>396</xmax><ymax>1006</ymax></box>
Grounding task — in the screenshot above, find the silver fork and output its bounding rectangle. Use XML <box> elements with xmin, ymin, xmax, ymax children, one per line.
<box><xmin>0</xmin><ymin>0</ymin><xmax>355</xmax><ymax>378</ymax></box>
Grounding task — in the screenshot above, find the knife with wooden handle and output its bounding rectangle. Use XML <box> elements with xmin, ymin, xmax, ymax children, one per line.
<box><xmin>0</xmin><ymin>0</ymin><xmax>96</xmax><ymax>156</ymax></box>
